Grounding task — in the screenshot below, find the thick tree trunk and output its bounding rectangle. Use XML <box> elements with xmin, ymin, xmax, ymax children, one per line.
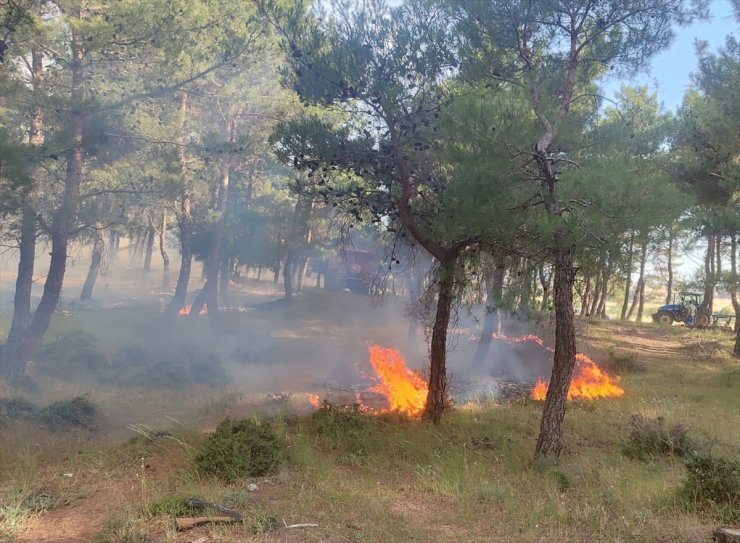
<box><xmin>665</xmin><ymin>228</ymin><xmax>674</xmax><ymax>305</ymax></box>
<box><xmin>534</xmin><ymin>244</ymin><xmax>577</xmax><ymax>458</ymax></box>
<box><xmin>620</xmin><ymin>232</ymin><xmax>635</xmax><ymax>320</ymax></box>
<box><xmin>159</xmin><ymin>210</ymin><xmax>170</xmax><ymax>289</ymax></box>
<box><xmin>2</xmin><ymin>30</ymin><xmax>85</xmax><ymax>382</ymax></box>
<box><xmin>80</xmin><ymin>236</ymin><xmax>104</xmax><ymax>301</ymax></box>
<box><xmin>422</xmin><ymin>258</ymin><xmax>456</xmax><ymax>424</ymax></box>
<box><xmin>472</xmin><ymin>260</ymin><xmax>505</xmax><ymax>365</ymax></box>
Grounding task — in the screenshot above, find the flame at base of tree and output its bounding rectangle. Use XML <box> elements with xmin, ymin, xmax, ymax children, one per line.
<box><xmin>532</xmin><ymin>353</ymin><xmax>625</xmax><ymax>401</ymax></box>
<box><xmin>368</xmin><ymin>345</ymin><xmax>428</xmax><ymax>417</ymax></box>
<box><xmin>178</xmin><ymin>304</ymin><xmax>207</xmax><ymax>316</ymax></box>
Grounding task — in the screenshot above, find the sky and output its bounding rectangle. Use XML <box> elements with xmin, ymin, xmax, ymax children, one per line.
<box><xmin>599</xmin><ymin>0</ymin><xmax>738</xmax><ymax>113</ymax></box>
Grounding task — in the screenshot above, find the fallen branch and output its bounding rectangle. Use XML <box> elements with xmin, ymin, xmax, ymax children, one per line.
<box><xmin>175</xmin><ymin>516</ymin><xmax>238</xmax><ymax>531</ymax></box>
<box><xmin>283</xmin><ymin>519</ymin><xmax>319</xmax><ymax>529</ymax></box>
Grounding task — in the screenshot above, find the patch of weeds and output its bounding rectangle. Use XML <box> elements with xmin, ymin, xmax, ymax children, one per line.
<box><xmin>195</xmin><ymin>418</ymin><xmax>284</xmax><ymax>483</ymax></box>
<box><xmin>311</xmin><ymin>401</ymin><xmax>375</xmax><ymax>455</ymax></box>
<box><xmin>144</xmin><ymin>495</ymin><xmax>193</xmax><ymax>518</ymax></box>
<box><xmin>36</xmin><ymin>395</ymin><xmax>99</xmax><ymax>431</ymax></box>
<box><xmin>607</xmin><ymin>350</ymin><xmax>644</xmax><ymax>372</ymax></box>
<box><xmin>248</xmin><ymin>510</ymin><xmax>279</xmax><ymax>534</ymax></box>
<box><xmin>92</xmin><ymin>516</ymin><xmax>152</xmax><ymax>543</ymax></box>
<box><xmin>34</xmin><ymin>331</ymin><xmax>110</xmax><ymax>379</ymax></box>
<box><xmin>551</xmin><ymin>468</ymin><xmax>571</xmax><ymax>492</ymax></box>
<box><xmin>622</xmin><ymin>415</ymin><xmax>696</xmax><ymax>461</ymax></box>
<box><xmin>679</xmin><ymin>452</ymin><xmax>740</xmax><ymax>523</ymax></box>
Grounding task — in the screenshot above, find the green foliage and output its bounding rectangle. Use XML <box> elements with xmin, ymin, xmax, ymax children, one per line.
<box><xmin>143</xmin><ymin>495</ymin><xmax>193</xmax><ymax>518</ymax></box>
<box><xmin>36</xmin><ymin>395</ymin><xmax>99</xmax><ymax>432</ymax></box>
<box><xmin>92</xmin><ymin>516</ymin><xmax>152</xmax><ymax>543</ymax></box>
<box><xmin>622</xmin><ymin>415</ymin><xmax>696</xmax><ymax>461</ymax></box>
<box><xmin>195</xmin><ymin>418</ymin><xmax>284</xmax><ymax>483</ymax></box>
<box><xmin>310</xmin><ymin>401</ymin><xmax>374</xmax><ymax>455</ymax></box>
<box><xmin>0</xmin><ymin>397</ymin><xmax>38</xmax><ymax>422</ymax></box>
<box><xmin>679</xmin><ymin>452</ymin><xmax>740</xmax><ymax>522</ymax></box>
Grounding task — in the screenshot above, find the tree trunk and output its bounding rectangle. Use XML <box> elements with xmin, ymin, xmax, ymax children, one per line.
<box><xmin>665</xmin><ymin>227</ymin><xmax>674</xmax><ymax>305</ymax></box>
<box><xmin>730</xmin><ymin>235</ymin><xmax>739</xmax><ymax>336</ymax></box>
<box><xmin>472</xmin><ymin>259</ymin><xmax>505</xmax><ymax>365</ymax></box>
<box><xmin>580</xmin><ymin>274</ymin><xmax>591</xmax><ymax>316</ymax></box>
<box><xmin>219</xmin><ymin>257</ymin><xmax>231</xmax><ymax>303</ymax></box>
<box><xmin>698</xmin><ymin>233</ymin><xmax>715</xmax><ymax>322</ymax></box>
<box><xmin>80</xmin><ymin>235</ymin><xmax>104</xmax><ymax>301</ymax></box>
<box><xmin>159</xmin><ymin>210</ymin><xmax>170</xmax><ymax>289</ymax></box>
<box><xmin>534</xmin><ymin>243</ymin><xmax>577</xmax><ymax>458</ymax></box>
<box><xmin>636</xmin><ymin>238</ymin><xmax>649</xmax><ymax>322</ymax></box>
<box><xmin>6</xmin><ymin>205</ymin><xmax>37</xmax><ymax>354</ymax></box>
<box><xmin>422</xmin><ymin>258</ymin><xmax>456</xmax><ymax>424</ymax></box>
<box><xmin>539</xmin><ymin>264</ymin><xmax>551</xmax><ymax>312</ymax></box>
<box><xmin>143</xmin><ymin>222</ymin><xmax>155</xmax><ymax>272</ymax></box>
<box><xmin>597</xmin><ymin>265</ymin><xmax>609</xmax><ymax>319</ymax></box>
<box><xmin>1</xmin><ymin>29</ymin><xmax>84</xmax><ymax>382</ymax></box>
<box><xmin>165</xmin><ymin>92</ymin><xmax>192</xmax><ymax>316</ymax></box>
<box><xmin>283</xmin><ymin>252</ymin><xmax>295</xmax><ymax>301</ymax></box>
<box><xmin>589</xmin><ymin>268</ymin><xmax>602</xmax><ymax>317</ymax></box>
<box><xmin>620</xmin><ymin>232</ymin><xmax>635</xmax><ymax>320</ymax></box>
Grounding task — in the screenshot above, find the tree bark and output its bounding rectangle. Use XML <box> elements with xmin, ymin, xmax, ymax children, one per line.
<box><xmin>534</xmin><ymin>243</ymin><xmax>577</xmax><ymax>459</ymax></box>
<box><xmin>159</xmin><ymin>210</ymin><xmax>170</xmax><ymax>289</ymax></box>
<box><xmin>143</xmin><ymin>222</ymin><xmax>155</xmax><ymax>272</ymax></box>
<box><xmin>620</xmin><ymin>232</ymin><xmax>635</xmax><ymax>320</ymax></box>
<box><xmin>472</xmin><ymin>259</ymin><xmax>505</xmax><ymax>365</ymax></box>
<box><xmin>539</xmin><ymin>264</ymin><xmax>551</xmax><ymax>312</ymax></box>
<box><xmin>698</xmin><ymin>233</ymin><xmax>715</xmax><ymax>322</ymax></box>
<box><xmin>579</xmin><ymin>274</ymin><xmax>591</xmax><ymax>317</ymax></box>
<box><xmin>589</xmin><ymin>268</ymin><xmax>602</xmax><ymax>317</ymax></box>
<box><xmin>665</xmin><ymin>227</ymin><xmax>674</xmax><ymax>305</ymax></box>
<box><xmin>636</xmin><ymin>238</ymin><xmax>649</xmax><ymax>321</ymax></box>
<box><xmin>422</xmin><ymin>258</ymin><xmax>456</xmax><ymax>424</ymax></box>
<box><xmin>730</xmin><ymin>235</ymin><xmax>739</xmax><ymax>336</ymax></box>
<box><xmin>283</xmin><ymin>252</ymin><xmax>295</xmax><ymax>301</ymax></box>
<box><xmin>165</xmin><ymin>91</ymin><xmax>193</xmax><ymax>316</ymax></box>
<box><xmin>80</xmin><ymin>235</ymin><xmax>104</xmax><ymax>301</ymax></box>
<box><xmin>2</xmin><ymin>27</ymin><xmax>84</xmax><ymax>382</ymax></box>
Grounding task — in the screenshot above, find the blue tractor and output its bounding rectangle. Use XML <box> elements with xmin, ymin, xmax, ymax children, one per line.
<box><xmin>652</xmin><ymin>291</ymin><xmax>707</xmax><ymax>326</ymax></box>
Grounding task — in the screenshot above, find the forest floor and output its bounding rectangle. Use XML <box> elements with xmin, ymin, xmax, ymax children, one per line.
<box><xmin>0</xmin><ymin>282</ymin><xmax>738</xmax><ymax>542</ymax></box>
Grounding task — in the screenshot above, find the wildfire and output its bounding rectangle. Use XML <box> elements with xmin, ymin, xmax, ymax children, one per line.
<box><xmin>368</xmin><ymin>345</ymin><xmax>428</xmax><ymax>417</ymax></box>
<box><xmin>178</xmin><ymin>304</ymin><xmax>207</xmax><ymax>316</ymax></box>
<box><xmin>492</xmin><ymin>333</ymin><xmax>549</xmax><ymax>349</ymax></box>
<box><xmin>532</xmin><ymin>353</ymin><xmax>625</xmax><ymax>401</ymax></box>
<box><xmin>306</xmin><ymin>393</ymin><xmax>321</xmax><ymax>409</ymax></box>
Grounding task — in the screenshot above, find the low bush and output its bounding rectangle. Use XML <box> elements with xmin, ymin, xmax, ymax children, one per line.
<box><xmin>679</xmin><ymin>452</ymin><xmax>740</xmax><ymax>523</ymax></box>
<box><xmin>310</xmin><ymin>401</ymin><xmax>375</xmax><ymax>455</ymax></box>
<box><xmin>34</xmin><ymin>331</ymin><xmax>109</xmax><ymax>379</ymax></box>
<box><xmin>0</xmin><ymin>397</ymin><xmax>38</xmax><ymax>422</ymax></box>
<box><xmin>622</xmin><ymin>415</ymin><xmax>696</xmax><ymax>461</ymax></box>
<box><xmin>36</xmin><ymin>395</ymin><xmax>99</xmax><ymax>431</ymax></box>
<box><xmin>195</xmin><ymin>418</ymin><xmax>283</xmax><ymax>483</ymax></box>
<box><xmin>144</xmin><ymin>495</ymin><xmax>193</xmax><ymax>518</ymax></box>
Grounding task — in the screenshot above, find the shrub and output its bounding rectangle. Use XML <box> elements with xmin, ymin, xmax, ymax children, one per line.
<box><xmin>195</xmin><ymin>418</ymin><xmax>283</xmax><ymax>483</ymax></box>
<box><xmin>144</xmin><ymin>495</ymin><xmax>193</xmax><ymax>518</ymax></box>
<box><xmin>622</xmin><ymin>415</ymin><xmax>695</xmax><ymax>461</ymax></box>
<box><xmin>311</xmin><ymin>401</ymin><xmax>374</xmax><ymax>455</ymax></box>
<box><xmin>680</xmin><ymin>452</ymin><xmax>740</xmax><ymax>523</ymax></box>
<box><xmin>36</xmin><ymin>395</ymin><xmax>99</xmax><ymax>431</ymax></box>
<box><xmin>0</xmin><ymin>397</ymin><xmax>38</xmax><ymax>421</ymax></box>
<box><xmin>34</xmin><ymin>331</ymin><xmax>109</xmax><ymax>379</ymax></box>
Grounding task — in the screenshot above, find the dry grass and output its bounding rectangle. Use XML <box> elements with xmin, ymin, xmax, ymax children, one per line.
<box><xmin>1</xmin><ymin>310</ymin><xmax>739</xmax><ymax>542</ymax></box>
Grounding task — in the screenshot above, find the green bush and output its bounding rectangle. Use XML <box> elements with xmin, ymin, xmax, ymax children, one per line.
<box><xmin>0</xmin><ymin>397</ymin><xmax>38</xmax><ymax>421</ymax></box>
<box><xmin>195</xmin><ymin>418</ymin><xmax>283</xmax><ymax>483</ymax></box>
<box><xmin>680</xmin><ymin>452</ymin><xmax>740</xmax><ymax>523</ymax></box>
<box><xmin>622</xmin><ymin>415</ymin><xmax>695</xmax><ymax>461</ymax></box>
<box><xmin>311</xmin><ymin>401</ymin><xmax>374</xmax><ymax>455</ymax></box>
<box><xmin>144</xmin><ymin>495</ymin><xmax>193</xmax><ymax>518</ymax></box>
<box><xmin>36</xmin><ymin>395</ymin><xmax>99</xmax><ymax>431</ymax></box>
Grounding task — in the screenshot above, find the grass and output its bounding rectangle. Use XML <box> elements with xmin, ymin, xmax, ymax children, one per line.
<box><xmin>1</xmin><ymin>311</ymin><xmax>738</xmax><ymax>542</ymax></box>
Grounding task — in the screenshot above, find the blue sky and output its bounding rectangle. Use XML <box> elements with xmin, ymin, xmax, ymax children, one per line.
<box><xmin>599</xmin><ymin>0</ymin><xmax>738</xmax><ymax>112</ymax></box>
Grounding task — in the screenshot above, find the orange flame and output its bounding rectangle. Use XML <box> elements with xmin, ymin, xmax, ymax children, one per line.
<box><xmin>178</xmin><ymin>304</ymin><xmax>207</xmax><ymax>316</ymax></box>
<box><xmin>306</xmin><ymin>393</ymin><xmax>321</xmax><ymax>408</ymax></box>
<box><xmin>532</xmin><ymin>353</ymin><xmax>624</xmax><ymax>401</ymax></box>
<box><xmin>368</xmin><ymin>345</ymin><xmax>428</xmax><ymax>417</ymax></box>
